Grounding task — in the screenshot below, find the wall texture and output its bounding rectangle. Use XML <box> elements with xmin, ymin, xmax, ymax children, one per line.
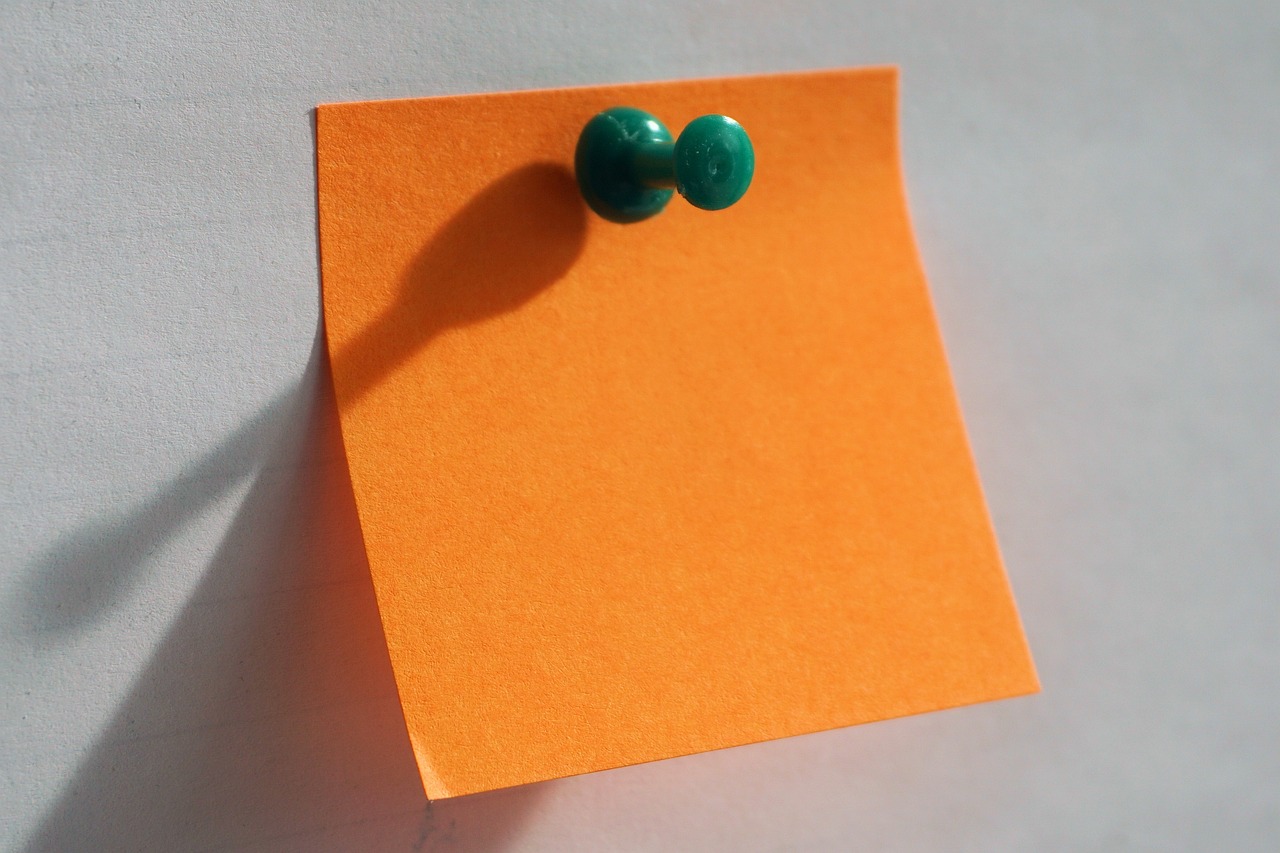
<box><xmin>2</xmin><ymin>2</ymin><xmax>1277</xmax><ymax>850</ymax></box>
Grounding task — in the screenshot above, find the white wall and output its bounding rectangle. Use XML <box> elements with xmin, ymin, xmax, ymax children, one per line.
<box><xmin>2</xmin><ymin>2</ymin><xmax>1277</xmax><ymax>850</ymax></box>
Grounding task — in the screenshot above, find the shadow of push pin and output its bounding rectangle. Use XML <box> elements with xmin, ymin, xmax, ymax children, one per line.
<box><xmin>575</xmin><ymin>107</ymin><xmax>755</xmax><ymax>223</ymax></box>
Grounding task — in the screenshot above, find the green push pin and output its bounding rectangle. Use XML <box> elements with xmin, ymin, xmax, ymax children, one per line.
<box><xmin>575</xmin><ymin>107</ymin><xmax>755</xmax><ymax>223</ymax></box>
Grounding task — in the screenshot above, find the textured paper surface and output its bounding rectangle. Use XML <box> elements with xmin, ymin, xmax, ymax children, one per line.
<box><xmin>315</xmin><ymin>67</ymin><xmax>1037</xmax><ymax>799</ymax></box>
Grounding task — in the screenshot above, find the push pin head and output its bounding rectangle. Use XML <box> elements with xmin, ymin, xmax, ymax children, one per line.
<box><xmin>575</xmin><ymin>107</ymin><xmax>755</xmax><ymax>223</ymax></box>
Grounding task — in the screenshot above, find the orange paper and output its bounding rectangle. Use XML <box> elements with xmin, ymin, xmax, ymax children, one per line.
<box><xmin>315</xmin><ymin>67</ymin><xmax>1037</xmax><ymax>799</ymax></box>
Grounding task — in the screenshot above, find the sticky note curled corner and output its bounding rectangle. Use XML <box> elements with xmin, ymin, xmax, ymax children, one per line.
<box><xmin>315</xmin><ymin>67</ymin><xmax>1038</xmax><ymax>800</ymax></box>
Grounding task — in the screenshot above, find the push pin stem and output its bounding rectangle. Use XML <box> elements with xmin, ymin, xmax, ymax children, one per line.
<box><xmin>575</xmin><ymin>107</ymin><xmax>754</xmax><ymax>223</ymax></box>
<box><xmin>631</xmin><ymin>142</ymin><xmax>678</xmax><ymax>189</ymax></box>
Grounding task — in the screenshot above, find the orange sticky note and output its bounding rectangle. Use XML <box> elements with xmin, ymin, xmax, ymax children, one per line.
<box><xmin>316</xmin><ymin>67</ymin><xmax>1037</xmax><ymax>799</ymax></box>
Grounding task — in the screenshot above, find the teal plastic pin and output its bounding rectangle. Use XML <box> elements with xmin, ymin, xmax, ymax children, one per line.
<box><xmin>575</xmin><ymin>107</ymin><xmax>755</xmax><ymax>223</ymax></box>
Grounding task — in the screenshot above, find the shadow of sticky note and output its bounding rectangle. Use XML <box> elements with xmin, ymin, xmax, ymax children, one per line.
<box><xmin>315</xmin><ymin>67</ymin><xmax>1039</xmax><ymax>800</ymax></box>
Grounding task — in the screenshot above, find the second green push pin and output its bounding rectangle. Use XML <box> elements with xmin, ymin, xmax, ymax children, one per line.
<box><xmin>575</xmin><ymin>107</ymin><xmax>755</xmax><ymax>223</ymax></box>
